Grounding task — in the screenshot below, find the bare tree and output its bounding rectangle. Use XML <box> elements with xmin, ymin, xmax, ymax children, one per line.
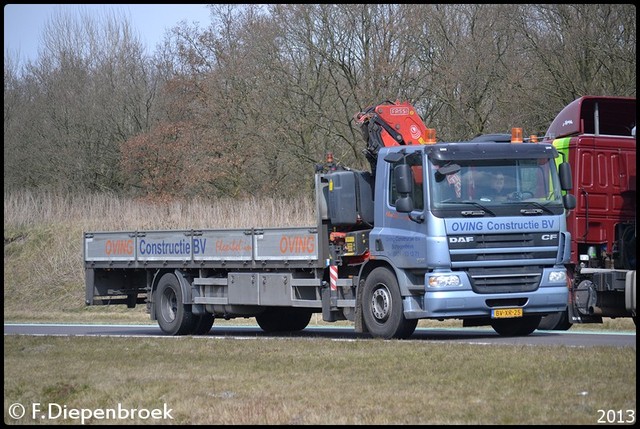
<box><xmin>5</xmin><ymin>4</ymin><xmax>636</xmax><ymax>199</ymax></box>
<box><xmin>4</xmin><ymin>6</ymin><xmax>155</xmax><ymax>193</ymax></box>
<box><xmin>515</xmin><ymin>4</ymin><xmax>636</xmax><ymax>132</ymax></box>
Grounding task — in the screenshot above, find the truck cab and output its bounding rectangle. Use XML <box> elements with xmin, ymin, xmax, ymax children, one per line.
<box><xmin>321</xmin><ymin>134</ymin><xmax>576</xmax><ymax>337</ymax></box>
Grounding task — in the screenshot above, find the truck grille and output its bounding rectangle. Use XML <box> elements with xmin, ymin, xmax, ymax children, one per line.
<box><xmin>448</xmin><ymin>232</ymin><xmax>557</xmax><ymax>293</ymax></box>
<box><xmin>466</xmin><ymin>266</ymin><xmax>542</xmax><ymax>293</ymax></box>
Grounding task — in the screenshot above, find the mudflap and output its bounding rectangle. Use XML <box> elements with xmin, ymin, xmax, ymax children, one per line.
<box><xmin>354</xmin><ymin>278</ymin><xmax>368</xmax><ymax>333</ymax></box>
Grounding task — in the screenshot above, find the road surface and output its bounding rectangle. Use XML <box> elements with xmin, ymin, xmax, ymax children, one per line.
<box><xmin>4</xmin><ymin>323</ymin><xmax>635</xmax><ymax>347</ymax></box>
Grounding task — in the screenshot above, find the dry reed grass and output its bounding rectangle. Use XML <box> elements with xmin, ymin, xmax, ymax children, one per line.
<box><xmin>4</xmin><ymin>190</ymin><xmax>315</xmax><ymax>231</ymax></box>
<box><xmin>4</xmin><ymin>190</ymin><xmax>314</xmax><ymax>319</ymax></box>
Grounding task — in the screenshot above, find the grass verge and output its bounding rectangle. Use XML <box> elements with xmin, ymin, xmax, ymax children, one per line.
<box><xmin>4</xmin><ymin>335</ymin><xmax>636</xmax><ymax>425</ymax></box>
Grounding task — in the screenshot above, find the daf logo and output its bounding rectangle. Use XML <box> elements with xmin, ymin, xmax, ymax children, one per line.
<box><xmin>541</xmin><ymin>234</ymin><xmax>558</xmax><ymax>240</ymax></box>
<box><xmin>450</xmin><ymin>237</ymin><xmax>474</xmax><ymax>243</ymax></box>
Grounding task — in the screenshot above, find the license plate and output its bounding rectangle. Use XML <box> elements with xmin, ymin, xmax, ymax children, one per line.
<box><xmin>492</xmin><ymin>308</ymin><xmax>523</xmax><ymax>318</ymax></box>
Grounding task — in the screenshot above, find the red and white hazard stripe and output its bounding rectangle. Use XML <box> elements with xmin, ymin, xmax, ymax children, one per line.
<box><xmin>330</xmin><ymin>264</ymin><xmax>338</xmax><ymax>291</ymax></box>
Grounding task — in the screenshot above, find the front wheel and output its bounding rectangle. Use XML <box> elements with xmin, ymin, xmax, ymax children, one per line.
<box><xmin>537</xmin><ymin>311</ymin><xmax>572</xmax><ymax>331</ymax></box>
<box><xmin>491</xmin><ymin>315</ymin><xmax>542</xmax><ymax>337</ymax></box>
<box><xmin>362</xmin><ymin>267</ymin><xmax>417</xmax><ymax>339</ymax></box>
<box><xmin>154</xmin><ymin>273</ymin><xmax>196</xmax><ymax>335</ymax></box>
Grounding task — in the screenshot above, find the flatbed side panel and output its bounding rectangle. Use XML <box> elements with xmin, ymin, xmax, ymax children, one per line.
<box><xmin>255</xmin><ymin>228</ymin><xmax>319</xmax><ymax>261</ymax></box>
<box><xmin>84</xmin><ymin>231</ymin><xmax>137</xmax><ymax>262</ymax></box>
<box><xmin>137</xmin><ymin>230</ymin><xmax>194</xmax><ymax>262</ymax></box>
<box><xmin>84</xmin><ymin>227</ymin><xmax>321</xmax><ymax>264</ymax></box>
<box><xmin>196</xmin><ymin>229</ymin><xmax>252</xmax><ymax>261</ymax></box>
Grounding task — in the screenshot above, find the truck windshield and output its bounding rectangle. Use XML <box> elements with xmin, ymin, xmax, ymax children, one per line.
<box><xmin>428</xmin><ymin>157</ymin><xmax>565</xmax><ymax>216</ymax></box>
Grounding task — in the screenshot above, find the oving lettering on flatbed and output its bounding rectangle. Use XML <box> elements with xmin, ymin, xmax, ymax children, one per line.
<box><xmin>279</xmin><ymin>236</ymin><xmax>315</xmax><ymax>253</ymax></box>
<box><xmin>101</xmin><ymin>235</ymin><xmax>316</xmax><ymax>257</ymax></box>
<box><xmin>105</xmin><ymin>239</ymin><xmax>134</xmax><ymax>255</ymax></box>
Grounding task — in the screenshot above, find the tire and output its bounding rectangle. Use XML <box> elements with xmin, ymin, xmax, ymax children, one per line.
<box><xmin>491</xmin><ymin>315</ymin><xmax>542</xmax><ymax>337</ymax></box>
<box><xmin>362</xmin><ymin>267</ymin><xmax>417</xmax><ymax>339</ymax></box>
<box><xmin>537</xmin><ymin>311</ymin><xmax>572</xmax><ymax>331</ymax></box>
<box><xmin>256</xmin><ymin>307</ymin><xmax>312</xmax><ymax>332</ymax></box>
<box><xmin>191</xmin><ymin>313</ymin><xmax>215</xmax><ymax>335</ymax></box>
<box><xmin>154</xmin><ymin>273</ymin><xmax>196</xmax><ymax>335</ymax></box>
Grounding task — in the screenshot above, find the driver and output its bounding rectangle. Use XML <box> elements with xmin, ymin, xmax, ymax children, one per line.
<box><xmin>483</xmin><ymin>172</ymin><xmax>510</xmax><ymax>200</ymax></box>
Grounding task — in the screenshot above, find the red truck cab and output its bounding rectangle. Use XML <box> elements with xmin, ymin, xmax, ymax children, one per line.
<box><xmin>541</xmin><ymin>96</ymin><xmax>636</xmax><ymax>329</ymax></box>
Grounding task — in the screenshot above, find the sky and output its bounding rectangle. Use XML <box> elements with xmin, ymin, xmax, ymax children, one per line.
<box><xmin>4</xmin><ymin>4</ymin><xmax>212</xmax><ymax>63</ymax></box>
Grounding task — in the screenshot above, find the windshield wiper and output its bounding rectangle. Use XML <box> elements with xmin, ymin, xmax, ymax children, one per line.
<box><xmin>504</xmin><ymin>200</ymin><xmax>555</xmax><ymax>215</ymax></box>
<box><xmin>445</xmin><ymin>200</ymin><xmax>496</xmax><ymax>217</ymax></box>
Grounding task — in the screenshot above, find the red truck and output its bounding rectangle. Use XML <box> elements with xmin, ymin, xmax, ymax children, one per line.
<box><xmin>538</xmin><ymin>96</ymin><xmax>637</xmax><ymax>329</ymax></box>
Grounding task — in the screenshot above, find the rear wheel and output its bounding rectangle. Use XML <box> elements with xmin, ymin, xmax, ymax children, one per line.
<box><xmin>491</xmin><ymin>315</ymin><xmax>542</xmax><ymax>337</ymax></box>
<box><xmin>192</xmin><ymin>313</ymin><xmax>215</xmax><ymax>335</ymax></box>
<box><xmin>155</xmin><ymin>273</ymin><xmax>196</xmax><ymax>335</ymax></box>
<box><xmin>362</xmin><ymin>267</ymin><xmax>417</xmax><ymax>339</ymax></box>
<box><xmin>256</xmin><ymin>307</ymin><xmax>312</xmax><ymax>332</ymax></box>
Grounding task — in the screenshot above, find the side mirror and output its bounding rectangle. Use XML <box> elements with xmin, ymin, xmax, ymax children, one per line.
<box><xmin>559</xmin><ymin>162</ymin><xmax>573</xmax><ymax>191</ymax></box>
<box><xmin>394</xmin><ymin>164</ymin><xmax>413</xmax><ymax>194</ymax></box>
<box><xmin>563</xmin><ymin>194</ymin><xmax>576</xmax><ymax>210</ymax></box>
<box><xmin>396</xmin><ymin>196</ymin><xmax>414</xmax><ymax>213</ymax></box>
<box><xmin>394</xmin><ymin>164</ymin><xmax>414</xmax><ymax>213</ymax></box>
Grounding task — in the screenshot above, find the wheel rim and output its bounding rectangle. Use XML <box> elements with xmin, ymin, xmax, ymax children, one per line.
<box><xmin>160</xmin><ymin>288</ymin><xmax>178</xmax><ymax>323</ymax></box>
<box><xmin>371</xmin><ymin>284</ymin><xmax>391</xmax><ymax>322</ymax></box>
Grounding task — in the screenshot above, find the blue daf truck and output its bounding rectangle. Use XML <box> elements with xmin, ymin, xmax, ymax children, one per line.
<box><xmin>84</xmin><ymin>101</ymin><xmax>576</xmax><ymax>339</ymax></box>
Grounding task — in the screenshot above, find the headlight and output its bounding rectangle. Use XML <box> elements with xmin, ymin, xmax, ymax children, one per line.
<box><xmin>428</xmin><ymin>275</ymin><xmax>461</xmax><ymax>287</ymax></box>
<box><xmin>548</xmin><ymin>270</ymin><xmax>566</xmax><ymax>283</ymax></box>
